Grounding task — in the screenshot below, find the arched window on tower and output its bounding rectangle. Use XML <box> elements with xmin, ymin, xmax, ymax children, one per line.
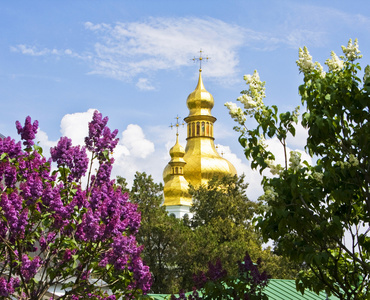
<box><xmin>188</xmin><ymin>124</ymin><xmax>191</xmax><ymax>137</ymax></box>
<box><xmin>196</xmin><ymin>122</ymin><xmax>200</xmax><ymax>136</ymax></box>
<box><xmin>192</xmin><ymin>122</ymin><xmax>195</xmax><ymax>137</ymax></box>
<box><xmin>175</xmin><ymin>167</ymin><xmax>178</xmax><ymax>174</ymax></box>
<box><xmin>206</xmin><ymin>122</ymin><xmax>209</xmax><ymax>136</ymax></box>
<box><xmin>201</xmin><ymin>122</ymin><xmax>205</xmax><ymax>136</ymax></box>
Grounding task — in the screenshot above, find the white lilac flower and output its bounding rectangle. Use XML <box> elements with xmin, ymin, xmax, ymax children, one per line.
<box><xmin>266</xmin><ymin>160</ymin><xmax>283</xmax><ymax>175</ymax></box>
<box><xmin>341</xmin><ymin>38</ymin><xmax>362</xmax><ymax>61</ymax></box>
<box><xmin>224</xmin><ymin>102</ymin><xmax>246</xmax><ymax>125</ymax></box>
<box><xmin>297</xmin><ymin>47</ymin><xmax>315</xmax><ymax>73</ymax></box>
<box><xmin>289</xmin><ymin>151</ymin><xmax>302</xmax><ymax>171</ymax></box>
<box><xmin>325</xmin><ymin>51</ymin><xmax>344</xmax><ymax>72</ymax></box>
<box><xmin>237</xmin><ymin>94</ymin><xmax>257</xmax><ymax>110</ymax></box>
<box><xmin>312</xmin><ymin>171</ymin><xmax>324</xmax><ymax>183</ymax></box>
<box><xmin>348</xmin><ymin>154</ymin><xmax>359</xmax><ymax>167</ymax></box>
<box><xmin>296</xmin><ymin>47</ymin><xmax>325</xmax><ymax>76</ymax></box>
<box><xmin>263</xmin><ymin>185</ymin><xmax>278</xmax><ymax>202</ymax></box>
<box><xmin>241</xmin><ymin>70</ymin><xmax>266</xmax><ymax>109</ymax></box>
<box><xmin>257</xmin><ymin>135</ymin><xmax>267</xmax><ymax>148</ymax></box>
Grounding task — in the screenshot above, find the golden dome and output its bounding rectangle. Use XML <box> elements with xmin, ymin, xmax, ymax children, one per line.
<box><xmin>186</xmin><ymin>70</ymin><xmax>214</xmax><ymax>117</ymax></box>
<box><xmin>183</xmin><ymin>139</ymin><xmax>237</xmax><ymax>187</ymax></box>
<box><xmin>163</xmin><ymin>67</ymin><xmax>237</xmax><ymax>210</ymax></box>
<box><xmin>169</xmin><ymin>134</ymin><xmax>185</xmax><ymax>160</ymax></box>
<box><xmin>163</xmin><ymin>135</ymin><xmax>192</xmax><ymax>207</ymax></box>
<box><xmin>163</xmin><ymin>175</ymin><xmax>192</xmax><ymax>206</ymax></box>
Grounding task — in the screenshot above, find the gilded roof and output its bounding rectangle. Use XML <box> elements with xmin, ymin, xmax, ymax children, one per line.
<box><xmin>186</xmin><ymin>70</ymin><xmax>214</xmax><ymax>117</ymax></box>
<box><xmin>163</xmin><ymin>69</ymin><xmax>237</xmax><ymax>207</ymax></box>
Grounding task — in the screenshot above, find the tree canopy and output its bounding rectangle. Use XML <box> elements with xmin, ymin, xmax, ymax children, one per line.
<box><xmin>225</xmin><ymin>39</ymin><xmax>370</xmax><ymax>299</ymax></box>
<box><xmin>123</xmin><ymin>173</ymin><xmax>300</xmax><ymax>294</ymax></box>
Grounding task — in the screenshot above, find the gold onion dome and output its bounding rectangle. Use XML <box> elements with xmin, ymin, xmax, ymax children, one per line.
<box><xmin>163</xmin><ymin>134</ymin><xmax>192</xmax><ymax>207</ymax></box>
<box><xmin>163</xmin><ymin>69</ymin><xmax>237</xmax><ymax>209</ymax></box>
<box><xmin>186</xmin><ymin>69</ymin><xmax>214</xmax><ymax>117</ymax></box>
<box><xmin>169</xmin><ymin>134</ymin><xmax>185</xmax><ymax>160</ymax></box>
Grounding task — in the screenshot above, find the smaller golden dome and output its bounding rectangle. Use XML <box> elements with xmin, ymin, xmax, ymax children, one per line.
<box><xmin>170</xmin><ymin>134</ymin><xmax>185</xmax><ymax>159</ymax></box>
<box><xmin>163</xmin><ymin>134</ymin><xmax>192</xmax><ymax>207</ymax></box>
<box><xmin>186</xmin><ymin>70</ymin><xmax>214</xmax><ymax>117</ymax></box>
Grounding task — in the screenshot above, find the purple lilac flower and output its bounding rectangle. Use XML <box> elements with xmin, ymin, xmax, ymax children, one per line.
<box><xmin>0</xmin><ymin>277</ymin><xmax>9</xmax><ymax>297</ymax></box>
<box><xmin>80</xmin><ymin>269</ymin><xmax>91</xmax><ymax>281</ymax></box>
<box><xmin>15</xmin><ymin>116</ymin><xmax>38</xmax><ymax>148</ymax></box>
<box><xmin>39</xmin><ymin>235</ymin><xmax>47</xmax><ymax>251</ymax></box>
<box><xmin>72</xmin><ymin>188</ymin><xmax>88</xmax><ymax>209</ymax></box>
<box><xmin>94</xmin><ymin>162</ymin><xmax>113</xmax><ymax>186</ymax></box>
<box><xmin>207</xmin><ymin>259</ymin><xmax>227</xmax><ymax>282</ymax></box>
<box><xmin>0</xmin><ymin>192</ymin><xmax>28</xmax><ymax>238</ymax></box>
<box><xmin>21</xmin><ymin>255</ymin><xmax>42</xmax><ymax>282</ymax></box>
<box><xmin>50</xmin><ymin>137</ymin><xmax>89</xmax><ymax>182</ymax></box>
<box><xmin>4</xmin><ymin>164</ymin><xmax>17</xmax><ymax>188</ymax></box>
<box><xmin>63</xmin><ymin>249</ymin><xmax>73</xmax><ymax>262</ymax></box>
<box><xmin>0</xmin><ymin>277</ymin><xmax>20</xmax><ymax>297</ymax></box>
<box><xmin>76</xmin><ymin>208</ymin><xmax>101</xmax><ymax>242</ymax></box>
<box><xmin>1</xmin><ymin>192</ymin><xmax>19</xmax><ymax>231</ymax></box>
<box><xmin>20</xmin><ymin>173</ymin><xmax>43</xmax><ymax>206</ymax></box>
<box><xmin>15</xmin><ymin>208</ymin><xmax>29</xmax><ymax>238</ymax></box>
<box><xmin>131</xmin><ymin>257</ymin><xmax>152</xmax><ymax>293</ymax></box>
<box><xmin>84</xmin><ymin>110</ymin><xmax>118</xmax><ymax>159</ymax></box>
<box><xmin>238</xmin><ymin>253</ymin><xmax>269</xmax><ymax>290</ymax></box>
<box><xmin>98</xmin><ymin>256</ymin><xmax>109</xmax><ymax>268</ymax></box>
<box><xmin>11</xmin><ymin>142</ymin><xmax>53</xmax><ymax>182</ymax></box>
<box><xmin>193</xmin><ymin>271</ymin><xmax>207</xmax><ymax>289</ymax></box>
<box><xmin>0</xmin><ymin>136</ymin><xmax>22</xmax><ymax>158</ymax></box>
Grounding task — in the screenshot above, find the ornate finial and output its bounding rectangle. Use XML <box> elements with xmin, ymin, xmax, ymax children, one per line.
<box><xmin>170</xmin><ymin>115</ymin><xmax>185</xmax><ymax>136</ymax></box>
<box><xmin>192</xmin><ymin>49</ymin><xmax>210</xmax><ymax>71</ymax></box>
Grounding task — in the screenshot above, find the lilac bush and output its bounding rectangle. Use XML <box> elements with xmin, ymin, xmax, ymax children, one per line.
<box><xmin>0</xmin><ymin>110</ymin><xmax>151</xmax><ymax>299</ymax></box>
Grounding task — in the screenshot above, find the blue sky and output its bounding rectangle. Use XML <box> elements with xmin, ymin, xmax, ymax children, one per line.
<box><xmin>1</xmin><ymin>1</ymin><xmax>370</xmax><ymax>199</ymax></box>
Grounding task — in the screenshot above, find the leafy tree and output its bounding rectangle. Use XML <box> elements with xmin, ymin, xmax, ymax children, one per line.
<box><xmin>125</xmin><ymin>172</ymin><xmax>191</xmax><ymax>294</ymax></box>
<box><xmin>0</xmin><ymin>111</ymin><xmax>151</xmax><ymax>299</ymax></box>
<box><xmin>225</xmin><ymin>39</ymin><xmax>370</xmax><ymax>299</ymax></box>
<box><xmin>185</xmin><ymin>175</ymin><xmax>300</xmax><ymax>281</ymax></box>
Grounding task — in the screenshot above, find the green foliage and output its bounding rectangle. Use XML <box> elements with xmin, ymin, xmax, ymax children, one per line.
<box><xmin>227</xmin><ymin>39</ymin><xmax>370</xmax><ymax>299</ymax></box>
<box><xmin>188</xmin><ymin>175</ymin><xmax>301</xmax><ymax>281</ymax></box>
<box><xmin>125</xmin><ymin>172</ymin><xmax>191</xmax><ymax>294</ymax></box>
<box><xmin>171</xmin><ymin>253</ymin><xmax>269</xmax><ymax>300</ymax></box>
<box><xmin>123</xmin><ymin>173</ymin><xmax>300</xmax><ymax>294</ymax></box>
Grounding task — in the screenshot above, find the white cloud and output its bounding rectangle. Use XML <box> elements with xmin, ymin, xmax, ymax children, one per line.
<box><xmin>136</xmin><ymin>78</ymin><xmax>155</xmax><ymax>91</ymax></box>
<box><xmin>10</xmin><ymin>45</ymin><xmax>52</xmax><ymax>56</ymax></box>
<box><xmin>10</xmin><ymin>44</ymin><xmax>83</xmax><ymax>59</ymax></box>
<box><xmin>214</xmin><ymin>144</ymin><xmax>264</xmax><ymax>201</ymax></box>
<box><xmin>84</xmin><ymin>17</ymin><xmax>247</xmax><ymax>83</ymax></box>
<box><xmin>120</xmin><ymin>124</ymin><xmax>155</xmax><ymax>158</ymax></box>
<box><xmin>35</xmin><ymin>130</ymin><xmax>57</xmax><ymax>152</ymax></box>
<box><xmin>286</xmin><ymin>121</ymin><xmax>309</xmax><ymax>150</ymax></box>
<box><xmin>60</xmin><ymin>109</ymin><xmax>96</xmax><ymax>146</ymax></box>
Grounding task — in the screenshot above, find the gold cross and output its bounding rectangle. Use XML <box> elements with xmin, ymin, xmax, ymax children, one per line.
<box><xmin>170</xmin><ymin>115</ymin><xmax>185</xmax><ymax>135</ymax></box>
<box><xmin>192</xmin><ymin>49</ymin><xmax>210</xmax><ymax>70</ymax></box>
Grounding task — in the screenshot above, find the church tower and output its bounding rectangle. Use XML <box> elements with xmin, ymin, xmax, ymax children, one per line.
<box><xmin>163</xmin><ymin>53</ymin><xmax>237</xmax><ymax>218</ymax></box>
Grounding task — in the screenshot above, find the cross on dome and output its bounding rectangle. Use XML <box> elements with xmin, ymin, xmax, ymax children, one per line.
<box><xmin>192</xmin><ymin>49</ymin><xmax>210</xmax><ymax>71</ymax></box>
<box><xmin>169</xmin><ymin>115</ymin><xmax>185</xmax><ymax>136</ymax></box>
